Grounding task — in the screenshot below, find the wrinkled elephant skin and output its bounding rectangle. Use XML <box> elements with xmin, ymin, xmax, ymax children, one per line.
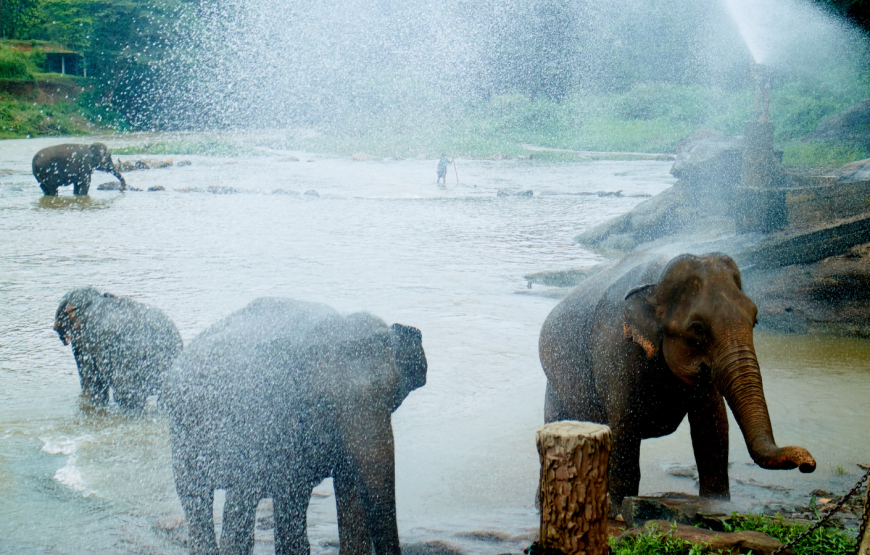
<box><xmin>33</xmin><ymin>142</ymin><xmax>127</xmax><ymax>196</ymax></box>
<box><xmin>164</xmin><ymin>298</ymin><xmax>427</xmax><ymax>555</ymax></box>
<box><xmin>54</xmin><ymin>287</ymin><xmax>183</xmax><ymax>411</ymax></box>
<box><xmin>539</xmin><ymin>252</ymin><xmax>815</xmax><ymax>512</ymax></box>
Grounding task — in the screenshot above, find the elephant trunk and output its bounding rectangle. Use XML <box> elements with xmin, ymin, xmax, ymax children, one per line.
<box><xmin>711</xmin><ymin>329</ymin><xmax>816</xmax><ymax>473</ymax></box>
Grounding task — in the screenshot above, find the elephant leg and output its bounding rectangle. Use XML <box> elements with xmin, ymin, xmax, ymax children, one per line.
<box><xmin>178</xmin><ymin>485</ymin><xmax>218</xmax><ymax>555</ymax></box>
<box><xmin>607</xmin><ymin>425</ymin><xmax>642</xmax><ymax>515</ymax></box>
<box><xmin>340</xmin><ymin>405</ymin><xmax>400</xmax><ymax>555</ymax></box>
<box><xmin>114</xmin><ymin>386</ymin><xmax>147</xmax><ymax>412</ymax></box>
<box><xmin>334</xmin><ymin>466</ymin><xmax>372</xmax><ymax>555</ymax></box>
<box><xmin>73</xmin><ymin>174</ymin><xmax>91</xmax><ymax>195</ymax></box>
<box><xmin>73</xmin><ymin>345</ymin><xmax>109</xmax><ymax>405</ymax></box>
<box><xmin>171</xmin><ymin>424</ymin><xmax>219</xmax><ymax>555</ymax></box>
<box><xmin>689</xmin><ymin>387</ymin><xmax>730</xmax><ymax>500</ymax></box>
<box><xmin>273</xmin><ymin>482</ymin><xmax>312</xmax><ymax>555</ymax></box>
<box><xmin>220</xmin><ymin>487</ymin><xmax>258</xmax><ymax>555</ymax></box>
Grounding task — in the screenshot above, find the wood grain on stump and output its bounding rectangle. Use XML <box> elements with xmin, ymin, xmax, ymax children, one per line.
<box><xmin>536</xmin><ymin>421</ymin><xmax>611</xmax><ymax>555</ymax></box>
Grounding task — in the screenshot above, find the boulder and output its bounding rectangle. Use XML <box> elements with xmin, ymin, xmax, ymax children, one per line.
<box><xmin>303</xmin><ymin>189</ymin><xmax>320</xmax><ymax>198</ymax></box>
<box><xmin>671</xmin><ymin>128</ymin><xmax>743</xmax><ymax>186</ymax></box>
<box><xmin>176</xmin><ymin>160</ymin><xmax>192</xmax><ymax>167</ymax></box>
<box><xmin>615</xmin><ymin>520</ymin><xmax>794</xmax><ymax>555</ymax></box>
<box><xmin>833</xmin><ymin>157</ymin><xmax>870</xmax><ymax>184</ymax></box>
<box><xmin>271</xmin><ymin>189</ymin><xmax>300</xmax><ymax>196</ymax></box>
<box><xmin>147</xmin><ymin>185</ymin><xmax>166</xmax><ymax>192</ymax></box>
<box><xmin>620</xmin><ymin>494</ymin><xmax>738</xmax><ymax>530</ymax></box>
<box><xmin>175</xmin><ymin>186</ymin><xmax>203</xmax><ymax>193</ymax></box>
<box><xmin>207</xmin><ymin>185</ymin><xmax>238</xmax><ymax>194</ymax></box>
<box><xmin>497</xmin><ymin>189</ymin><xmax>533</xmax><ymax>197</ymax></box>
<box><xmin>804</xmin><ymin>99</ymin><xmax>870</xmax><ymax>149</ymax></box>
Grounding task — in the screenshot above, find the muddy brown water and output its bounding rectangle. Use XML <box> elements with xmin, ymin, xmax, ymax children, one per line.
<box><xmin>0</xmin><ymin>133</ymin><xmax>868</xmax><ymax>554</ymax></box>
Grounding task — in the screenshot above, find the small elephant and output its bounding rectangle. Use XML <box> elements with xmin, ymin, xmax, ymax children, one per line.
<box><xmin>539</xmin><ymin>253</ymin><xmax>815</xmax><ymax>512</ymax></box>
<box><xmin>54</xmin><ymin>287</ymin><xmax>183</xmax><ymax>411</ymax></box>
<box><xmin>33</xmin><ymin>143</ymin><xmax>127</xmax><ymax>196</ymax></box>
<box><xmin>164</xmin><ymin>298</ymin><xmax>427</xmax><ymax>555</ymax></box>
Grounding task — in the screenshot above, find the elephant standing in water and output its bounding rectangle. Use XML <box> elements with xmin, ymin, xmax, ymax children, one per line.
<box><xmin>54</xmin><ymin>287</ymin><xmax>183</xmax><ymax>411</ymax></box>
<box><xmin>164</xmin><ymin>298</ymin><xmax>427</xmax><ymax>555</ymax></box>
<box><xmin>539</xmin><ymin>253</ymin><xmax>815</xmax><ymax>512</ymax></box>
<box><xmin>33</xmin><ymin>142</ymin><xmax>127</xmax><ymax>195</ymax></box>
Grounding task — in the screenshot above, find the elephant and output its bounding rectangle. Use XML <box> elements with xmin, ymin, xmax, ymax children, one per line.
<box><xmin>54</xmin><ymin>287</ymin><xmax>183</xmax><ymax>411</ymax></box>
<box><xmin>163</xmin><ymin>297</ymin><xmax>427</xmax><ymax>555</ymax></box>
<box><xmin>33</xmin><ymin>142</ymin><xmax>127</xmax><ymax>196</ymax></box>
<box><xmin>539</xmin><ymin>252</ymin><xmax>816</xmax><ymax>513</ymax></box>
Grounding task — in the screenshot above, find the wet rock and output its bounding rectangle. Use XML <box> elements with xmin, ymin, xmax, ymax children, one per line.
<box><xmin>285</xmin><ymin>156</ymin><xmax>300</xmax><ymax>162</ymax></box>
<box><xmin>115</xmin><ymin>160</ymin><xmax>136</xmax><ymax>172</ymax></box>
<box><xmin>621</xmin><ymin>494</ymin><xmax>738</xmax><ymax>530</ymax></box>
<box><xmin>832</xmin><ymin>157</ymin><xmax>870</xmax><ymax>184</ymax></box>
<box><xmin>665</xmin><ymin>463</ymin><xmax>699</xmax><ymax>480</ymax></box>
<box><xmin>458</xmin><ymin>530</ymin><xmax>514</xmax><ymax>542</ymax></box>
<box><xmin>147</xmin><ymin>185</ymin><xmax>166</xmax><ymax>192</ymax></box>
<box><xmin>175</xmin><ymin>186</ymin><xmax>203</xmax><ymax>193</ymax></box>
<box><xmin>0</xmin><ymin>169</ymin><xmax>14</xmax><ymax>177</ymax></box>
<box><xmin>596</xmin><ymin>190</ymin><xmax>623</xmax><ymax>197</ymax></box>
<box><xmin>803</xmin><ymin>99</ymin><xmax>870</xmax><ymax>150</ymax></box>
<box><xmin>176</xmin><ymin>160</ymin><xmax>192</xmax><ymax>167</ymax></box>
<box><xmin>116</xmin><ymin>158</ymin><xmax>173</xmax><ymax>172</ymax></box>
<box><xmin>524</xmin><ymin>265</ymin><xmax>609</xmax><ymax>288</ymax></box>
<box><xmin>671</xmin><ymin>128</ymin><xmax>743</xmax><ymax>184</ymax></box>
<box><xmin>735</xmin><ymin>477</ymin><xmax>792</xmax><ymax>492</ymax></box>
<box><xmin>207</xmin><ymin>185</ymin><xmax>238</xmax><ymax>194</ymax></box>
<box><xmin>97</xmin><ymin>182</ymin><xmax>123</xmax><ymax>191</ymax></box>
<box><xmin>303</xmin><ymin>189</ymin><xmax>320</xmax><ymax>198</ymax></box>
<box><xmin>497</xmin><ymin>189</ymin><xmax>533</xmax><ymax>197</ymax></box>
<box><xmin>615</xmin><ymin>520</ymin><xmax>794</xmax><ymax>555</ymax></box>
<box><xmin>272</xmin><ymin>189</ymin><xmax>300</xmax><ymax>196</ymax></box>
<box><xmin>402</xmin><ymin>541</ymin><xmax>466</xmax><ymax>555</ymax></box>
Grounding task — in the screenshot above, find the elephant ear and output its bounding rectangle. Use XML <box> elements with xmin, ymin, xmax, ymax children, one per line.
<box><xmin>389</xmin><ymin>323</ymin><xmax>427</xmax><ymax>412</ymax></box>
<box><xmin>622</xmin><ymin>283</ymin><xmax>661</xmax><ymax>359</ymax></box>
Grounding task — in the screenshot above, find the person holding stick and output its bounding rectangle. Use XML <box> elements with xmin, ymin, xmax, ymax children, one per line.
<box><xmin>437</xmin><ymin>154</ymin><xmax>452</xmax><ymax>187</ymax></box>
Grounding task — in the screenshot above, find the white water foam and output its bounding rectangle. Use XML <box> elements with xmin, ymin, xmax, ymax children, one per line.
<box><xmin>40</xmin><ymin>436</ymin><xmax>98</xmax><ymax>496</ymax></box>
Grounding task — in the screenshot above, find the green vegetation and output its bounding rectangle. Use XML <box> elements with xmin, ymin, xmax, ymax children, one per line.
<box><xmin>609</xmin><ymin>514</ymin><xmax>857</xmax><ymax>555</ymax></box>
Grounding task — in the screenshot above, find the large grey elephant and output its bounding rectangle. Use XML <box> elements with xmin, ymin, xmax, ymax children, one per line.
<box><xmin>539</xmin><ymin>253</ymin><xmax>815</xmax><ymax>512</ymax></box>
<box><xmin>164</xmin><ymin>298</ymin><xmax>427</xmax><ymax>555</ymax></box>
<box><xmin>33</xmin><ymin>142</ymin><xmax>127</xmax><ymax>196</ymax></box>
<box><xmin>54</xmin><ymin>287</ymin><xmax>183</xmax><ymax>411</ymax></box>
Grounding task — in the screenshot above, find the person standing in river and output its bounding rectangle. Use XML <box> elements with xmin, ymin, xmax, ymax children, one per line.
<box><xmin>437</xmin><ymin>154</ymin><xmax>452</xmax><ymax>187</ymax></box>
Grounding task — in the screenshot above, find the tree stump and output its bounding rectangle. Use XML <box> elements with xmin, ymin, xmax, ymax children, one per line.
<box><xmin>859</xmin><ymin>482</ymin><xmax>870</xmax><ymax>555</ymax></box>
<box><xmin>536</xmin><ymin>421</ymin><xmax>611</xmax><ymax>555</ymax></box>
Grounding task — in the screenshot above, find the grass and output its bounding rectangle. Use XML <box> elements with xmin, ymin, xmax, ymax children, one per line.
<box><xmin>0</xmin><ymin>98</ymin><xmax>96</xmax><ymax>139</ymax></box>
<box><xmin>113</xmin><ymin>139</ymin><xmax>255</xmax><ymax>157</ymax></box>
<box><xmin>607</xmin><ymin>514</ymin><xmax>858</xmax><ymax>555</ymax></box>
<box><xmin>782</xmin><ymin>141</ymin><xmax>870</xmax><ymax>170</ymax></box>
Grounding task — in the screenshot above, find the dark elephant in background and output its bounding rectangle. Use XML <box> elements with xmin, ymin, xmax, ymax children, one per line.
<box><xmin>164</xmin><ymin>298</ymin><xmax>427</xmax><ymax>555</ymax></box>
<box><xmin>539</xmin><ymin>252</ymin><xmax>815</xmax><ymax>513</ymax></box>
<box><xmin>55</xmin><ymin>287</ymin><xmax>183</xmax><ymax>411</ymax></box>
<box><xmin>33</xmin><ymin>143</ymin><xmax>127</xmax><ymax>196</ymax></box>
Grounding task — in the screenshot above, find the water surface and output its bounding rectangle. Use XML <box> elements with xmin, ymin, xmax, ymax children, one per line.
<box><xmin>1</xmin><ymin>135</ymin><xmax>867</xmax><ymax>554</ymax></box>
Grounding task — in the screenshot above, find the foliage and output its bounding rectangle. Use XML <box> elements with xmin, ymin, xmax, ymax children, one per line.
<box><xmin>782</xmin><ymin>141</ymin><xmax>869</xmax><ymax>168</ymax></box>
<box><xmin>0</xmin><ymin>96</ymin><xmax>95</xmax><ymax>138</ymax></box>
<box><xmin>0</xmin><ymin>0</ymin><xmax>43</xmax><ymax>40</ymax></box>
<box><xmin>0</xmin><ymin>47</ymin><xmax>32</xmax><ymax>78</ymax></box>
<box><xmin>608</xmin><ymin>524</ymin><xmax>712</xmax><ymax>555</ymax></box>
<box><xmin>724</xmin><ymin>513</ymin><xmax>857</xmax><ymax>555</ymax></box>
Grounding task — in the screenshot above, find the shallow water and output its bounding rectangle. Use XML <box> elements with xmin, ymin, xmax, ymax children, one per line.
<box><xmin>0</xmin><ymin>134</ymin><xmax>868</xmax><ymax>554</ymax></box>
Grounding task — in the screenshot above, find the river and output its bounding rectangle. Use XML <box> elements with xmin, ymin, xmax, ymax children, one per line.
<box><xmin>0</xmin><ymin>133</ymin><xmax>868</xmax><ymax>554</ymax></box>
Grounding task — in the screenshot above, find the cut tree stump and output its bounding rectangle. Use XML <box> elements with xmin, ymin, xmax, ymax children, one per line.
<box><xmin>859</xmin><ymin>482</ymin><xmax>870</xmax><ymax>555</ymax></box>
<box><xmin>536</xmin><ymin>421</ymin><xmax>611</xmax><ymax>555</ymax></box>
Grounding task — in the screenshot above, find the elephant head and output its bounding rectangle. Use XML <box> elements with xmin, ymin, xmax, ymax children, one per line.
<box><xmin>623</xmin><ymin>253</ymin><xmax>816</xmax><ymax>473</ymax></box>
<box><xmin>54</xmin><ymin>287</ymin><xmax>115</xmax><ymax>345</ymax></box>
<box><xmin>89</xmin><ymin>143</ymin><xmax>127</xmax><ymax>189</ymax></box>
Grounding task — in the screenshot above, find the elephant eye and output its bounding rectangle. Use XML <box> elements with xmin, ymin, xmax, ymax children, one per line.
<box><xmin>688</xmin><ymin>322</ymin><xmax>706</xmax><ymax>335</ymax></box>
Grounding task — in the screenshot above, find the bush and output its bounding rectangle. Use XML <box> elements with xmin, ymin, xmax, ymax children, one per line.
<box><xmin>0</xmin><ymin>47</ymin><xmax>32</xmax><ymax>79</ymax></box>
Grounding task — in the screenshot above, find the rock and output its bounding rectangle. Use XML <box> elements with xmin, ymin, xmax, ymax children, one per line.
<box><xmin>615</xmin><ymin>520</ymin><xmax>794</xmax><ymax>555</ymax></box>
<box><xmin>176</xmin><ymin>160</ymin><xmax>192</xmax><ymax>167</ymax></box>
<box><xmin>832</xmin><ymin>157</ymin><xmax>870</xmax><ymax>184</ymax></box>
<box><xmin>115</xmin><ymin>160</ymin><xmax>136</xmax><ymax>172</ymax></box>
<box><xmin>803</xmin><ymin>99</ymin><xmax>870</xmax><ymax>149</ymax></box>
<box><xmin>271</xmin><ymin>189</ymin><xmax>300</xmax><ymax>196</ymax></box>
<box><xmin>352</xmin><ymin>152</ymin><xmax>373</xmax><ymax>161</ymax></box>
<box><xmin>671</xmin><ymin>129</ymin><xmax>743</xmax><ymax>186</ymax></box>
<box><xmin>207</xmin><ymin>185</ymin><xmax>238</xmax><ymax>194</ymax></box>
<box><xmin>285</xmin><ymin>156</ymin><xmax>300</xmax><ymax>162</ymax></box>
<box><xmin>665</xmin><ymin>463</ymin><xmax>699</xmax><ymax>480</ymax></box>
<box><xmin>497</xmin><ymin>189</ymin><xmax>533</xmax><ymax>197</ymax></box>
<box><xmin>97</xmin><ymin>182</ymin><xmax>124</xmax><ymax>191</ymax></box>
<box><xmin>156</xmin><ymin>515</ymin><xmax>185</xmax><ymax>531</ymax></box>
<box><xmin>402</xmin><ymin>541</ymin><xmax>466</xmax><ymax>555</ymax></box>
<box><xmin>147</xmin><ymin>185</ymin><xmax>166</xmax><ymax>192</ymax></box>
<box><xmin>596</xmin><ymin>190</ymin><xmax>623</xmax><ymax>197</ymax></box>
<box><xmin>0</xmin><ymin>169</ymin><xmax>15</xmax><ymax>177</ymax></box>
<box><xmin>524</xmin><ymin>265</ymin><xmax>610</xmax><ymax>288</ymax></box>
<box><xmin>621</xmin><ymin>494</ymin><xmax>739</xmax><ymax>530</ymax></box>
<box><xmin>175</xmin><ymin>186</ymin><xmax>203</xmax><ymax>193</ymax></box>
<box><xmin>303</xmin><ymin>190</ymin><xmax>320</xmax><ymax>198</ymax></box>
